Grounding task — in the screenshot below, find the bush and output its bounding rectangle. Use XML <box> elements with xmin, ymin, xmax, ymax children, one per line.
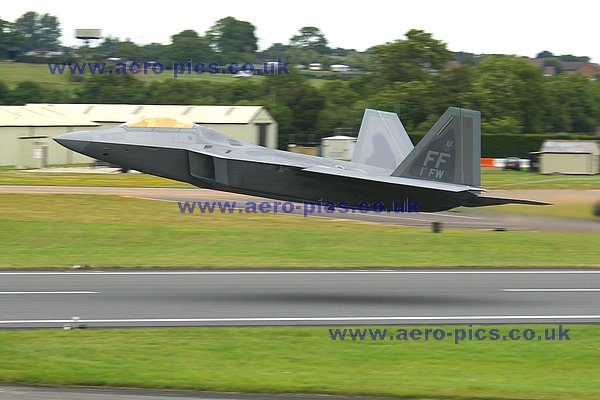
<box><xmin>15</xmin><ymin>55</ymin><xmax>78</xmax><ymax>64</ymax></box>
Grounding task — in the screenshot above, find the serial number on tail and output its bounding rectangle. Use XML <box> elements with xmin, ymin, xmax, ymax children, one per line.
<box><xmin>419</xmin><ymin>150</ymin><xmax>451</xmax><ymax>179</ymax></box>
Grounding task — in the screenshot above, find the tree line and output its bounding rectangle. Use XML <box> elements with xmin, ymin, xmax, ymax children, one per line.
<box><xmin>1</xmin><ymin>11</ymin><xmax>599</xmax><ymax>148</ymax></box>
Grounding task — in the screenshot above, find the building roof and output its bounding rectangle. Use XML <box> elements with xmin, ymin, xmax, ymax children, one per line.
<box><xmin>562</xmin><ymin>62</ymin><xmax>589</xmax><ymax>71</ymax></box>
<box><xmin>540</xmin><ymin>140</ymin><xmax>599</xmax><ymax>154</ymax></box>
<box><xmin>0</xmin><ymin>105</ymin><xmax>99</xmax><ymax>127</ymax></box>
<box><xmin>27</xmin><ymin>104</ymin><xmax>270</xmax><ymax>124</ymax></box>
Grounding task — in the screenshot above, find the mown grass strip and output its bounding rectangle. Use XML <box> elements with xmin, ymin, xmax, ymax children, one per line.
<box><xmin>0</xmin><ymin>194</ymin><xmax>598</xmax><ymax>268</ymax></box>
<box><xmin>0</xmin><ymin>326</ymin><xmax>598</xmax><ymax>399</ymax></box>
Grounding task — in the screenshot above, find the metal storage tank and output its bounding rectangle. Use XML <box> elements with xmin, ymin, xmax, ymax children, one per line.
<box><xmin>321</xmin><ymin>135</ymin><xmax>356</xmax><ymax>160</ymax></box>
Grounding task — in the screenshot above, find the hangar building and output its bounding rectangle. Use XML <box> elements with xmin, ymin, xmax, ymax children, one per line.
<box><xmin>538</xmin><ymin>140</ymin><xmax>600</xmax><ymax>175</ymax></box>
<box><xmin>0</xmin><ymin>104</ymin><xmax>278</xmax><ymax>168</ymax></box>
<box><xmin>0</xmin><ymin>105</ymin><xmax>100</xmax><ymax>168</ymax></box>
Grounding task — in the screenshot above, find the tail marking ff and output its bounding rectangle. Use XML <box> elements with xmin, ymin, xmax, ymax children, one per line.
<box><xmin>391</xmin><ymin>107</ymin><xmax>481</xmax><ymax>188</ymax></box>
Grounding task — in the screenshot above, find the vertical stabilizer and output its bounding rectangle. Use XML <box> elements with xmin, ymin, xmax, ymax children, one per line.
<box><xmin>351</xmin><ymin>109</ymin><xmax>414</xmax><ymax>171</ymax></box>
<box><xmin>391</xmin><ymin>108</ymin><xmax>481</xmax><ymax>187</ymax></box>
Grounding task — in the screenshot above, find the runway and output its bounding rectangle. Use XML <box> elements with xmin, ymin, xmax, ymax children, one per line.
<box><xmin>2</xmin><ymin>185</ymin><xmax>600</xmax><ymax>231</ymax></box>
<box><xmin>1</xmin><ymin>269</ymin><xmax>599</xmax><ymax>328</ymax></box>
<box><xmin>0</xmin><ymin>385</ymin><xmax>397</xmax><ymax>400</ymax></box>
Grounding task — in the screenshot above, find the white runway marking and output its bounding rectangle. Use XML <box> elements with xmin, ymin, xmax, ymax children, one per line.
<box><xmin>422</xmin><ymin>212</ymin><xmax>482</xmax><ymax>220</ymax></box>
<box><xmin>503</xmin><ymin>288</ymin><xmax>600</xmax><ymax>292</ymax></box>
<box><xmin>0</xmin><ymin>291</ymin><xmax>97</xmax><ymax>295</ymax></box>
<box><xmin>1</xmin><ymin>315</ymin><xmax>599</xmax><ymax>325</ymax></box>
<box><xmin>1</xmin><ymin>270</ymin><xmax>600</xmax><ymax>275</ymax></box>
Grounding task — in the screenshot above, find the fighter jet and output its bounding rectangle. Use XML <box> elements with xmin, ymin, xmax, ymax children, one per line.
<box><xmin>54</xmin><ymin>107</ymin><xmax>546</xmax><ymax>212</ymax></box>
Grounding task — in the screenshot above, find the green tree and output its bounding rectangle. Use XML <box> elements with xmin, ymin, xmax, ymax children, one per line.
<box><xmin>206</xmin><ymin>17</ymin><xmax>257</xmax><ymax>61</ymax></box>
<box><xmin>536</xmin><ymin>50</ymin><xmax>555</xmax><ymax>58</ymax></box>
<box><xmin>468</xmin><ymin>56</ymin><xmax>545</xmax><ymax>133</ymax></box>
<box><xmin>0</xmin><ymin>19</ymin><xmax>25</xmax><ymax>58</ymax></box>
<box><xmin>285</xmin><ymin>46</ymin><xmax>321</xmax><ymax>66</ymax></box>
<box><xmin>364</xmin><ymin>80</ymin><xmax>435</xmax><ymax>133</ymax></box>
<box><xmin>11</xmin><ymin>80</ymin><xmax>47</xmax><ymax>104</ymax></box>
<box><xmin>0</xmin><ymin>80</ymin><xmax>10</xmax><ymax>104</ymax></box>
<box><xmin>112</xmin><ymin>40</ymin><xmax>146</xmax><ymax>61</ymax></box>
<box><xmin>559</xmin><ymin>54</ymin><xmax>590</xmax><ymax>62</ymax></box>
<box><xmin>14</xmin><ymin>12</ymin><xmax>37</xmax><ymax>51</ymax></box>
<box><xmin>428</xmin><ymin>65</ymin><xmax>475</xmax><ymax>114</ymax></box>
<box><xmin>146</xmin><ymin>80</ymin><xmax>195</xmax><ymax>104</ymax></box>
<box><xmin>544</xmin><ymin>74</ymin><xmax>599</xmax><ymax>132</ymax></box>
<box><xmin>164</xmin><ymin>30</ymin><xmax>213</xmax><ymax>64</ymax></box>
<box><xmin>289</xmin><ymin>26</ymin><xmax>329</xmax><ymax>54</ymax></box>
<box><xmin>260</xmin><ymin>43</ymin><xmax>289</xmax><ymax>63</ymax></box>
<box><xmin>142</xmin><ymin>43</ymin><xmax>168</xmax><ymax>62</ymax></box>
<box><xmin>15</xmin><ymin>11</ymin><xmax>61</xmax><ymax>52</ymax></box>
<box><xmin>344</xmin><ymin>50</ymin><xmax>370</xmax><ymax>70</ymax></box>
<box><xmin>403</xmin><ymin>29</ymin><xmax>450</xmax><ymax>70</ymax></box>
<box><xmin>320</xmin><ymin>80</ymin><xmax>360</xmax><ymax>108</ymax></box>
<box><xmin>347</xmin><ymin>73</ymin><xmax>381</xmax><ymax>99</ymax></box>
<box><xmin>7</xmin><ymin>80</ymin><xmax>71</xmax><ymax>105</ymax></box>
<box><xmin>369</xmin><ymin>29</ymin><xmax>450</xmax><ymax>83</ymax></box>
<box><xmin>95</xmin><ymin>36</ymin><xmax>121</xmax><ymax>57</ymax></box>
<box><xmin>77</xmin><ymin>72</ymin><xmax>146</xmax><ymax>104</ymax></box>
<box><xmin>452</xmin><ymin>51</ymin><xmax>482</xmax><ymax>66</ymax></box>
<box><xmin>263</xmin><ymin>72</ymin><xmax>325</xmax><ymax>146</ymax></box>
<box><xmin>38</xmin><ymin>14</ymin><xmax>61</xmax><ymax>51</ymax></box>
<box><xmin>75</xmin><ymin>45</ymin><xmax>103</xmax><ymax>62</ymax></box>
<box><xmin>266</xmin><ymin>104</ymin><xmax>294</xmax><ymax>149</ymax></box>
<box><xmin>317</xmin><ymin>80</ymin><xmax>363</xmax><ymax>136</ymax></box>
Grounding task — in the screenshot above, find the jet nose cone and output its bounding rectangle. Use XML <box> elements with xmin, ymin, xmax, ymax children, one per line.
<box><xmin>54</xmin><ymin>131</ymin><xmax>94</xmax><ymax>153</ymax></box>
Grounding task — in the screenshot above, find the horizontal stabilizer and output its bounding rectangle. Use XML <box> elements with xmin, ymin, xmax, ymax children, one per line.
<box><xmin>463</xmin><ymin>196</ymin><xmax>552</xmax><ymax>208</ymax></box>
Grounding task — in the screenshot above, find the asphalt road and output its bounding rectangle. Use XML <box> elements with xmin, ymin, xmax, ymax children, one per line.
<box><xmin>2</xmin><ymin>185</ymin><xmax>600</xmax><ymax>231</ymax></box>
<box><xmin>1</xmin><ymin>270</ymin><xmax>599</xmax><ymax>328</ymax></box>
<box><xmin>0</xmin><ymin>385</ymin><xmax>397</xmax><ymax>400</ymax></box>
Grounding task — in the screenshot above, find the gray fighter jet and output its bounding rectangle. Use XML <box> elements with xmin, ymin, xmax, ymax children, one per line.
<box><xmin>54</xmin><ymin>107</ymin><xmax>545</xmax><ymax>212</ymax></box>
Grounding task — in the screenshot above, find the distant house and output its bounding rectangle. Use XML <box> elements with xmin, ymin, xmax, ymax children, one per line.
<box><xmin>524</xmin><ymin>58</ymin><xmax>600</xmax><ymax>79</ymax></box>
<box><xmin>538</xmin><ymin>140</ymin><xmax>600</xmax><ymax>175</ymax></box>
<box><xmin>524</xmin><ymin>58</ymin><xmax>557</xmax><ymax>77</ymax></box>
<box><xmin>562</xmin><ymin>62</ymin><xmax>600</xmax><ymax>79</ymax></box>
<box><xmin>330</xmin><ymin>64</ymin><xmax>351</xmax><ymax>73</ymax></box>
<box><xmin>444</xmin><ymin>60</ymin><xmax>461</xmax><ymax>69</ymax></box>
<box><xmin>542</xmin><ymin>66</ymin><xmax>557</xmax><ymax>77</ymax></box>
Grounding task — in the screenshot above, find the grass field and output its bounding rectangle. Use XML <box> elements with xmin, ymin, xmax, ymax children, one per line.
<box><xmin>481</xmin><ymin>169</ymin><xmax>600</xmax><ymax>189</ymax></box>
<box><xmin>1</xmin><ymin>168</ymin><xmax>599</xmax><ymax>221</ymax></box>
<box><xmin>0</xmin><ymin>194</ymin><xmax>598</xmax><ymax>268</ymax></box>
<box><xmin>0</xmin><ymin>62</ymin><xmax>72</xmax><ymax>87</ymax></box>
<box><xmin>0</xmin><ymin>62</ymin><xmax>264</xmax><ymax>87</ymax></box>
<box><xmin>0</xmin><ymin>62</ymin><xmax>341</xmax><ymax>89</ymax></box>
<box><xmin>0</xmin><ymin>325</ymin><xmax>598</xmax><ymax>399</ymax></box>
<box><xmin>0</xmin><ymin>170</ymin><xmax>191</xmax><ymax>187</ymax></box>
<box><xmin>473</xmin><ymin>202</ymin><xmax>598</xmax><ymax>221</ymax></box>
